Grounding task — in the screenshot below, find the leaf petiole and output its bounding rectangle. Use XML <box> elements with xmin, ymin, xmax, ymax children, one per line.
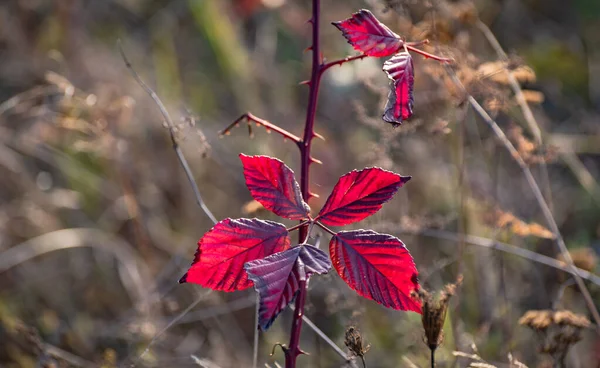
<box><xmin>287</xmin><ymin>220</ymin><xmax>311</xmax><ymax>233</ymax></box>
<box><xmin>315</xmin><ymin>221</ymin><xmax>336</xmax><ymax>236</ymax></box>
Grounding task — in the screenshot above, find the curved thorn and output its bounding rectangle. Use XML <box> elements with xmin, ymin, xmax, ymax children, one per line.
<box><xmin>310</xmin><ymin>157</ymin><xmax>323</xmax><ymax>165</ymax></box>
<box><xmin>299</xmin><ymin>80</ymin><xmax>311</xmax><ymax>86</ymax></box>
<box><xmin>313</xmin><ymin>132</ymin><xmax>325</xmax><ymax>141</ymax></box>
<box><xmin>271</xmin><ymin>343</ymin><xmax>287</xmax><ymax>356</ymax></box>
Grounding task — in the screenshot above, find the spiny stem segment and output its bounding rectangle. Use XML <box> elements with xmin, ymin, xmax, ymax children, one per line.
<box><xmin>219</xmin><ymin>3</ymin><xmax>369</xmax><ymax>366</ymax></box>
<box><xmin>322</xmin><ymin>53</ymin><xmax>368</xmax><ymax>72</ymax></box>
<box><xmin>405</xmin><ymin>44</ymin><xmax>453</xmax><ymax>63</ymax></box>
<box><xmin>220</xmin><ymin>112</ymin><xmax>302</xmax><ymax>146</ymax></box>
<box><xmin>404</xmin><ymin>39</ymin><xmax>453</xmax><ymax>63</ymax></box>
<box><xmin>287</xmin><ymin>0</ymin><xmax>321</xmax><ymax>366</ymax></box>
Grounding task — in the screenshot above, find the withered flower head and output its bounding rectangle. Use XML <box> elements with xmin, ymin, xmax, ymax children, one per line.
<box><xmin>557</xmin><ymin>247</ymin><xmax>597</xmax><ymax>273</ymax></box>
<box><xmin>344</xmin><ymin>326</ymin><xmax>370</xmax><ymax>360</ymax></box>
<box><xmin>417</xmin><ymin>275</ymin><xmax>463</xmax><ymax>352</ymax></box>
<box><xmin>519</xmin><ymin>310</ymin><xmax>590</xmax><ymax>364</ymax></box>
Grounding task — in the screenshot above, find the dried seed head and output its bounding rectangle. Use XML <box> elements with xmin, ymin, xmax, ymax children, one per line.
<box><xmin>557</xmin><ymin>247</ymin><xmax>598</xmax><ymax>273</ymax></box>
<box><xmin>519</xmin><ymin>310</ymin><xmax>554</xmax><ymax>330</ymax></box>
<box><xmin>519</xmin><ymin>310</ymin><xmax>590</xmax><ymax>362</ymax></box>
<box><xmin>344</xmin><ymin>326</ymin><xmax>370</xmax><ymax>359</ymax></box>
<box><xmin>553</xmin><ymin>310</ymin><xmax>591</xmax><ymax>329</ymax></box>
<box><xmin>418</xmin><ymin>275</ymin><xmax>463</xmax><ymax>351</ymax></box>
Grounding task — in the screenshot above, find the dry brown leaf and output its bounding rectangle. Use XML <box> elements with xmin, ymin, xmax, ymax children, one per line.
<box><xmin>522</xmin><ymin>90</ymin><xmax>545</xmax><ymax>104</ymax></box>
<box><xmin>242</xmin><ymin>199</ymin><xmax>265</xmax><ymax>215</ymax></box>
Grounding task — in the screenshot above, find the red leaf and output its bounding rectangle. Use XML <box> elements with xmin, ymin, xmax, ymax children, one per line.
<box><xmin>179</xmin><ymin>218</ymin><xmax>291</xmax><ymax>291</ymax></box>
<box><xmin>315</xmin><ymin>168</ymin><xmax>410</xmax><ymax>226</ymax></box>
<box><xmin>329</xmin><ymin>230</ymin><xmax>421</xmax><ymax>312</ymax></box>
<box><xmin>240</xmin><ymin>154</ymin><xmax>310</xmax><ymax>220</ymax></box>
<box><xmin>333</xmin><ymin>9</ymin><xmax>404</xmax><ymax>57</ymax></box>
<box><xmin>245</xmin><ymin>245</ymin><xmax>331</xmax><ymax>330</ymax></box>
<box><xmin>382</xmin><ymin>53</ymin><xmax>415</xmax><ymax>125</ymax></box>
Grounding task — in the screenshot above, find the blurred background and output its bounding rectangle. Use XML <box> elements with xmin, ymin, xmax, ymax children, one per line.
<box><xmin>1</xmin><ymin>0</ymin><xmax>599</xmax><ymax>367</ymax></box>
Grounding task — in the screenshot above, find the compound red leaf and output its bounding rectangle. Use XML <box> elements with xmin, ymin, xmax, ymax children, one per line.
<box><xmin>240</xmin><ymin>154</ymin><xmax>310</xmax><ymax>220</ymax></box>
<box><xmin>333</xmin><ymin>9</ymin><xmax>404</xmax><ymax>57</ymax></box>
<box><xmin>245</xmin><ymin>245</ymin><xmax>331</xmax><ymax>330</ymax></box>
<box><xmin>315</xmin><ymin>167</ymin><xmax>410</xmax><ymax>226</ymax></box>
<box><xmin>179</xmin><ymin>218</ymin><xmax>290</xmax><ymax>291</ymax></box>
<box><xmin>382</xmin><ymin>52</ymin><xmax>415</xmax><ymax>125</ymax></box>
<box><xmin>329</xmin><ymin>230</ymin><xmax>421</xmax><ymax>312</ymax></box>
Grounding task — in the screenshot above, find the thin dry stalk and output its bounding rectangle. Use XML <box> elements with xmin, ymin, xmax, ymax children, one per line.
<box><xmin>370</xmin><ymin>224</ymin><xmax>600</xmax><ymax>286</ymax></box>
<box><xmin>442</xmin><ymin>66</ymin><xmax>600</xmax><ymax>333</ymax></box>
<box><xmin>118</xmin><ymin>41</ymin><xmax>350</xmax><ymax>368</ymax></box>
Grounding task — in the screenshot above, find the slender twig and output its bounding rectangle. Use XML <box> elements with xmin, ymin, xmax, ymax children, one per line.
<box><xmin>0</xmin><ymin>228</ymin><xmax>157</xmax><ymax>312</ymax></box>
<box><xmin>430</xmin><ymin>348</ymin><xmax>435</xmax><ymax>368</ymax></box>
<box><xmin>118</xmin><ymin>41</ymin><xmax>217</xmax><ymax>225</ymax></box>
<box><xmin>43</xmin><ymin>343</ymin><xmax>96</xmax><ymax>368</ymax></box>
<box><xmin>474</xmin><ymin>20</ymin><xmax>554</xmax><ymax>212</ymax></box>
<box><xmin>405</xmin><ymin>45</ymin><xmax>453</xmax><ymax>63</ymax></box>
<box><xmin>476</xmin><ymin>20</ymin><xmax>600</xmax><ymax>208</ymax></box>
<box><xmin>321</xmin><ymin>54</ymin><xmax>368</xmax><ymax>72</ymax></box>
<box><xmin>288</xmin><ymin>307</ymin><xmax>349</xmax><ymax>361</ymax></box>
<box><xmin>370</xmin><ymin>224</ymin><xmax>600</xmax><ymax>286</ymax></box>
<box><xmin>118</xmin><ymin>42</ymin><xmax>261</xmax><ymax>367</ymax></box>
<box><xmin>220</xmin><ymin>112</ymin><xmax>302</xmax><ymax>146</ymax></box>
<box><xmin>443</xmin><ymin>67</ymin><xmax>600</xmax><ymax>332</ymax></box>
<box><xmin>129</xmin><ymin>290</ymin><xmax>213</xmax><ymax>366</ymax></box>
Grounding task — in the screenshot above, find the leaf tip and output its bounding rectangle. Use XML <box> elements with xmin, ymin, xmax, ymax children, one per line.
<box><xmin>178</xmin><ymin>273</ymin><xmax>188</xmax><ymax>284</ymax></box>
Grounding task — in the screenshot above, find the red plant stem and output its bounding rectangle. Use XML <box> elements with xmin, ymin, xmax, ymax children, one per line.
<box><xmin>405</xmin><ymin>45</ymin><xmax>453</xmax><ymax>63</ymax></box>
<box><xmin>286</xmin><ymin>2</ymin><xmax>369</xmax><ymax>365</ymax></box>
<box><xmin>321</xmin><ymin>54</ymin><xmax>368</xmax><ymax>72</ymax></box>
<box><xmin>286</xmin><ymin>0</ymin><xmax>321</xmax><ymax>366</ymax></box>
<box><xmin>221</xmin><ymin>112</ymin><xmax>302</xmax><ymax>145</ymax></box>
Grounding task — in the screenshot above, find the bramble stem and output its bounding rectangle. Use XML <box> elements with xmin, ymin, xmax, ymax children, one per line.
<box><xmin>321</xmin><ymin>54</ymin><xmax>368</xmax><ymax>72</ymax></box>
<box><xmin>285</xmin><ymin>0</ymin><xmax>323</xmax><ymax>366</ymax></box>
<box><xmin>220</xmin><ymin>112</ymin><xmax>302</xmax><ymax>146</ymax></box>
<box><xmin>405</xmin><ymin>45</ymin><xmax>453</xmax><ymax>63</ymax></box>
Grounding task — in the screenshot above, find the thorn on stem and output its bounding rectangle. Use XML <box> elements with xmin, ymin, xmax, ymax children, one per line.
<box><xmin>313</xmin><ymin>132</ymin><xmax>325</xmax><ymax>141</ymax></box>
<box><xmin>310</xmin><ymin>157</ymin><xmax>323</xmax><ymax>165</ymax></box>
<box><xmin>271</xmin><ymin>343</ymin><xmax>287</xmax><ymax>356</ymax></box>
<box><xmin>299</xmin><ymin>80</ymin><xmax>311</xmax><ymax>86</ymax></box>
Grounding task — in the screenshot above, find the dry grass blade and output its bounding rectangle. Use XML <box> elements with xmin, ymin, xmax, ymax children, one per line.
<box><xmin>191</xmin><ymin>354</ymin><xmax>223</xmax><ymax>368</ymax></box>
<box><xmin>0</xmin><ymin>228</ymin><xmax>157</xmax><ymax>315</ymax></box>
<box><xmin>443</xmin><ymin>65</ymin><xmax>600</xmax><ymax>332</ymax></box>
<box><xmin>117</xmin><ymin>40</ymin><xmax>217</xmax><ymax>225</ymax></box>
<box><xmin>371</xmin><ymin>225</ymin><xmax>600</xmax><ymax>286</ymax></box>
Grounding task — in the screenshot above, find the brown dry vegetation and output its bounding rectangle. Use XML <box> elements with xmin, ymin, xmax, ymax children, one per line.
<box><xmin>1</xmin><ymin>0</ymin><xmax>600</xmax><ymax>367</ymax></box>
